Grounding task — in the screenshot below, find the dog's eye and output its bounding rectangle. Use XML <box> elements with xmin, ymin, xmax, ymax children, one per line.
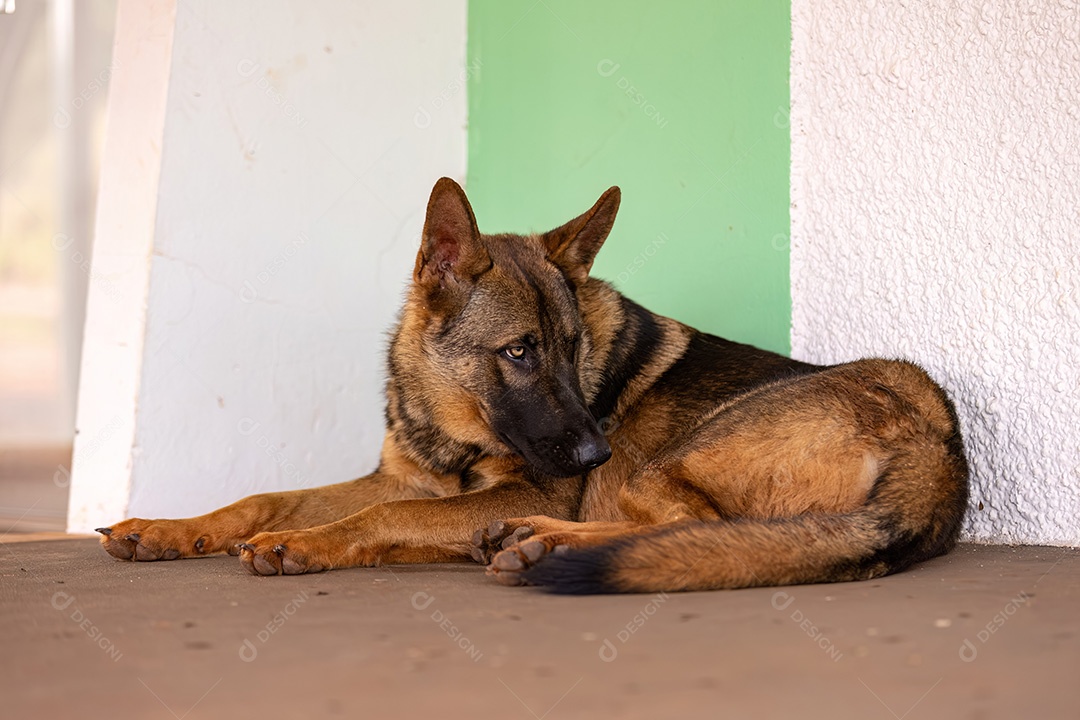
<box><xmin>503</xmin><ymin>346</ymin><xmax>527</xmax><ymax>361</ymax></box>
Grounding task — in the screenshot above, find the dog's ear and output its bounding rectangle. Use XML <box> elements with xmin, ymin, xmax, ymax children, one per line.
<box><xmin>414</xmin><ymin>178</ymin><xmax>491</xmax><ymax>303</ymax></box>
<box><xmin>542</xmin><ymin>186</ymin><xmax>621</xmax><ymax>286</ymax></box>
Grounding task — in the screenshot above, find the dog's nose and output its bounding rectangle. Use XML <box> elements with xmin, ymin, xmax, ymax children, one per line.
<box><xmin>573</xmin><ymin>434</ymin><xmax>612</xmax><ymax>470</ymax></box>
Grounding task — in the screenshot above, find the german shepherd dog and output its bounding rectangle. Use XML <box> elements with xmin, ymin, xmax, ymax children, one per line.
<box><xmin>97</xmin><ymin>178</ymin><xmax>969</xmax><ymax>594</ymax></box>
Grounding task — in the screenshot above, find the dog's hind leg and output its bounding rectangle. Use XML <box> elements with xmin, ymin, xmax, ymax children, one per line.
<box><xmin>472</xmin><ymin>455</ymin><xmax>728</xmax><ymax>576</ymax></box>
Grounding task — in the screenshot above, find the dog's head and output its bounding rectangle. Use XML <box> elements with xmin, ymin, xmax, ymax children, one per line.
<box><xmin>397</xmin><ymin>177</ymin><xmax>621</xmax><ymax>477</ymax></box>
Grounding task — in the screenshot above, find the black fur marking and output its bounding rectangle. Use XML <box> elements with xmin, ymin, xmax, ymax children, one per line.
<box><xmin>520</xmin><ymin>543</ymin><xmax>625</xmax><ymax>595</ymax></box>
<box><xmin>396</xmin><ymin>416</ymin><xmax>484</xmax><ymax>475</ymax></box>
<box><xmin>589</xmin><ymin>298</ymin><xmax>662</xmax><ymax>421</ymax></box>
<box><xmin>652</xmin><ymin>332</ymin><xmax>819</xmax><ymax>411</ymax></box>
<box><xmin>459</xmin><ymin>467</ymin><xmax>488</xmax><ymax>493</ymax></box>
<box><xmin>823</xmin><ymin>512</ymin><xmax>925</xmax><ymax>582</ymax></box>
<box><xmin>387</xmin><ymin>374</ymin><xmax>484</xmax><ymax>474</ymax></box>
<box><xmin>834</xmin><ymin>471</ymin><xmax>966</xmax><ymax>582</ymax></box>
<box><xmin>933</xmin><ymin>376</ymin><xmax>972</xmax><ymax>531</ymax></box>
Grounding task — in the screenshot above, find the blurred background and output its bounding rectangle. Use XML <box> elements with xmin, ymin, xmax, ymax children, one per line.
<box><xmin>0</xmin><ymin>0</ymin><xmax>117</xmax><ymax>532</ymax></box>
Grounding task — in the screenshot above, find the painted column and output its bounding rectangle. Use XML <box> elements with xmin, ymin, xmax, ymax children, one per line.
<box><xmin>69</xmin><ymin>0</ymin><xmax>468</xmax><ymax>532</ymax></box>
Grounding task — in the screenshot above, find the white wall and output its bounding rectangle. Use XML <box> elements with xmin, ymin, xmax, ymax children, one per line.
<box><xmin>68</xmin><ymin>0</ymin><xmax>468</xmax><ymax>532</ymax></box>
<box><xmin>791</xmin><ymin>1</ymin><xmax>1080</xmax><ymax>545</ymax></box>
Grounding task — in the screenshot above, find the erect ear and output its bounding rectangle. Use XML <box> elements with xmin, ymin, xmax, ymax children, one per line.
<box><xmin>542</xmin><ymin>186</ymin><xmax>621</xmax><ymax>286</ymax></box>
<box><xmin>413</xmin><ymin>178</ymin><xmax>491</xmax><ymax>298</ymax></box>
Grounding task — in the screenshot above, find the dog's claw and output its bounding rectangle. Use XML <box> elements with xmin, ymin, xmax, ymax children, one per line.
<box><xmin>237</xmin><ymin>533</ymin><xmax>326</xmax><ymax>576</ymax></box>
<box><xmin>96</xmin><ymin>518</ymin><xmax>217</xmax><ymax>561</ymax></box>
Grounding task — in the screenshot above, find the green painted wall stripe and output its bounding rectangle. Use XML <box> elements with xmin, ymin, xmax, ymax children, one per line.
<box><xmin>467</xmin><ymin>0</ymin><xmax>791</xmax><ymax>354</ymax></box>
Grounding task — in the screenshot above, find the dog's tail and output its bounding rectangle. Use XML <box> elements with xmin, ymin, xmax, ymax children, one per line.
<box><xmin>522</xmin><ymin>432</ymin><xmax>969</xmax><ymax>595</ymax></box>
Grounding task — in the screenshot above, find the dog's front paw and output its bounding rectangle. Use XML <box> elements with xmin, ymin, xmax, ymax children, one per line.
<box><xmin>469</xmin><ymin>519</ymin><xmax>536</xmax><ymax>565</ymax></box>
<box><xmin>96</xmin><ymin>518</ymin><xmax>227</xmax><ymax>561</ymax></box>
<box><xmin>238</xmin><ymin>531</ymin><xmax>329</xmax><ymax>576</ymax></box>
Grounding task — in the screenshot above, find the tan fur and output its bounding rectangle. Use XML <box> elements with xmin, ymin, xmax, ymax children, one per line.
<box><xmin>98</xmin><ymin>179</ymin><xmax>968</xmax><ymax>594</ymax></box>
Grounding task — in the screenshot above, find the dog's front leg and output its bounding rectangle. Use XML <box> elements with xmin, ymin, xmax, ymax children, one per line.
<box><xmin>97</xmin><ymin>469</ymin><xmax>441</xmax><ymax>562</ymax></box>
<box><xmin>237</xmin><ymin>478</ymin><xmax>575</xmax><ymax>575</ymax></box>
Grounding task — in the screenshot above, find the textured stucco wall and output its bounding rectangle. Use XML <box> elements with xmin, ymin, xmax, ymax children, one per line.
<box><xmin>791</xmin><ymin>1</ymin><xmax>1080</xmax><ymax>545</ymax></box>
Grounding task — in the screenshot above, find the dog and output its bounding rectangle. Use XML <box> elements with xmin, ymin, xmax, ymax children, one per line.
<box><xmin>97</xmin><ymin>177</ymin><xmax>969</xmax><ymax>594</ymax></box>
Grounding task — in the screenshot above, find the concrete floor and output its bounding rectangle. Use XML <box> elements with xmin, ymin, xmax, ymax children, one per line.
<box><xmin>1</xmin><ymin>537</ymin><xmax>1077</xmax><ymax>719</ymax></box>
<box><xmin>0</xmin><ymin>446</ymin><xmax>70</xmax><ymax>534</ymax></box>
